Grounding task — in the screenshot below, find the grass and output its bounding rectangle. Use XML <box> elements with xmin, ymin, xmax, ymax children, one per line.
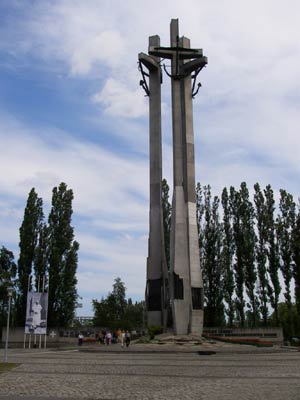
<box><xmin>0</xmin><ymin>363</ymin><xmax>19</xmax><ymax>373</ymax></box>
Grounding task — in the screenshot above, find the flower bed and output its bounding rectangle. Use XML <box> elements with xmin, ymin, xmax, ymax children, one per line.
<box><xmin>83</xmin><ymin>337</ymin><xmax>96</xmax><ymax>343</ymax></box>
<box><xmin>205</xmin><ymin>335</ymin><xmax>273</xmax><ymax>347</ymax></box>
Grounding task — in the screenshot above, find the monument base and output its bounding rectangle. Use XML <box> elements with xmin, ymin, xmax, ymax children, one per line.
<box><xmin>157</xmin><ymin>333</ymin><xmax>203</xmax><ymax>345</ymax></box>
<box><xmin>190</xmin><ymin>309</ymin><xmax>204</xmax><ymax>336</ymax></box>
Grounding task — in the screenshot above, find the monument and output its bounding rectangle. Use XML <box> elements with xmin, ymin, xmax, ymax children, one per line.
<box><xmin>139</xmin><ymin>19</ymin><xmax>207</xmax><ymax>335</ymax></box>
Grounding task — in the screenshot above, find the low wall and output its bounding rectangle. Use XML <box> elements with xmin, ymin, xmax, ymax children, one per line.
<box><xmin>1</xmin><ymin>327</ymin><xmax>99</xmax><ymax>348</ymax></box>
<box><xmin>3</xmin><ymin>326</ymin><xmax>285</xmax><ymax>346</ymax></box>
<box><xmin>203</xmin><ymin>327</ymin><xmax>284</xmax><ymax>344</ymax></box>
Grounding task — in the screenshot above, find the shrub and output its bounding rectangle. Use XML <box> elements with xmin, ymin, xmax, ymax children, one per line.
<box><xmin>148</xmin><ymin>325</ymin><xmax>163</xmax><ymax>340</ymax></box>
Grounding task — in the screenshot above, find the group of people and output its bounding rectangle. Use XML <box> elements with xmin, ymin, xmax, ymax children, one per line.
<box><xmin>96</xmin><ymin>329</ymin><xmax>131</xmax><ymax>347</ymax></box>
<box><xmin>77</xmin><ymin>329</ymin><xmax>131</xmax><ymax>347</ymax></box>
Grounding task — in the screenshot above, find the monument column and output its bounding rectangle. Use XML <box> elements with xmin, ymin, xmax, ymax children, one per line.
<box><xmin>169</xmin><ymin>20</ymin><xmax>191</xmax><ymax>334</ymax></box>
<box><xmin>139</xmin><ymin>36</ymin><xmax>168</xmax><ymax>328</ymax></box>
<box><xmin>139</xmin><ymin>19</ymin><xmax>207</xmax><ymax>336</ymax></box>
<box><xmin>180</xmin><ymin>36</ymin><xmax>204</xmax><ymax>335</ymax></box>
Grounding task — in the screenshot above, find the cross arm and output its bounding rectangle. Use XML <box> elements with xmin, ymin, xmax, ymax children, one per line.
<box><xmin>180</xmin><ymin>56</ymin><xmax>208</xmax><ymax>75</ymax></box>
<box><xmin>149</xmin><ymin>46</ymin><xmax>203</xmax><ymax>60</ymax></box>
<box><xmin>138</xmin><ymin>52</ymin><xmax>160</xmax><ymax>71</ymax></box>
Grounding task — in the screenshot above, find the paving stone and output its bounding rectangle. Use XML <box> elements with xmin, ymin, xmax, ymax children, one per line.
<box><xmin>0</xmin><ymin>344</ymin><xmax>299</xmax><ymax>399</ymax></box>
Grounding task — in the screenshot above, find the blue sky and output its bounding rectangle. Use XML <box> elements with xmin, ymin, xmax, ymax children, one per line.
<box><xmin>1</xmin><ymin>0</ymin><xmax>300</xmax><ymax>315</ymax></box>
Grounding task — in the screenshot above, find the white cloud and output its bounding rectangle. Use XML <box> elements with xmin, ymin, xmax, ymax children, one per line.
<box><xmin>16</xmin><ymin>1</ymin><xmax>126</xmax><ymax>76</ymax></box>
<box><xmin>0</xmin><ymin>198</ymin><xmax>22</xmax><ymax>252</ymax></box>
<box><xmin>68</xmin><ymin>30</ymin><xmax>125</xmax><ymax>75</ymax></box>
<box><xmin>3</xmin><ymin>0</ymin><xmax>300</xmax><ymax>123</ymax></box>
<box><xmin>93</xmin><ymin>78</ymin><xmax>148</xmax><ymax>118</ymax></box>
<box><xmin>0</xmin><ymin>113</ymin><xmax>148</xmax><ymax>211</ymax></box>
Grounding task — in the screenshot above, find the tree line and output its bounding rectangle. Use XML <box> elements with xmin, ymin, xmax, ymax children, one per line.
<box><xmin>92</xmin><ymin>277</ymin><xmax>145</xmax><ymax>331</ymax></box>
<box><xmin>2</xmin><ymin>179</ymin><xmax>300</xmax><ymax>337</ymax></box>
<box><xmin>0</xmin><ymin>182</ymin><xmax>79</xmax><ymax>329</ymax></box>
<box><xmin>162</xmin><ymin>179</ymin><xmax>300</xmax><ymax>338</ymax></box>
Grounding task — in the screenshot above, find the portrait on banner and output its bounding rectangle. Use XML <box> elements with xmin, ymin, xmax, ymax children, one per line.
<box><xmin>25</xmin><ymin>292</ymin><xmax>48</xmax><ymax>334</ymax></box>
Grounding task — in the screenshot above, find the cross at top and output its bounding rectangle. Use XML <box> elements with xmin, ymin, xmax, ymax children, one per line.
<box><xmin>149</xmin><ymin>19</ymin><xmax>207</xmax><ymax>81</ymax></box>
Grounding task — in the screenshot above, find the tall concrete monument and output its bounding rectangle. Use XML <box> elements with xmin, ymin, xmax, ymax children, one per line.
<box><xmin>139</xmin><ymin>19</ymin><xmax>207</xmax><ymax>336</ymax></box>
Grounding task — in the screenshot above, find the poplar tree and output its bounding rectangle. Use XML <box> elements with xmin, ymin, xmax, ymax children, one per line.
<box><xmin>254</xmin><ymin>183</ymin><xmax>269</xmax><ymax>325</ymax></box>
<box><xmin>240</xmin><ymin>182</ymin><xmax>258</xmax><ymax>327</ymax></box>
<box><xmin>291</xmin><ymin>203</ymin><xmax>300</xmax><ymax>318</ymax></box>
<box><xmin>0</xmin><ymin>247</ymin><xmax>17</xmax><ymax>328</ymax></box>
<box><xmin>47</xmin><ymin>183</ymin><xmax>79</xmax><ymax>327</ymax></box>
<box><xmin>202</xmin><ymin>186</ymin><xmax>224</xmax><ymax>326</ymax></box>
<box><xmin>277</xmin><ymin>189</ymin><xmax>295</xmax><ymax>335</ymax></box>
<box><xmin>59</xmin><ymin>240</ymin><xmax>79</xmax><ymax>326</ymax></box>
<box><xmin>230</xmin><ymin>186</ymin><xmax>245</xmax><ymax>326</ymax></box>
<box><xmin>221</xmin><ymin>187</ymin><xmax>235</xmax><ymax>326</ymax></box>
<box><xmin>264</xmin><ymin>185</ymin><xmax>281</xmax><ymax>325</ymax></box>
<box><xmin>16</xmin><ymin>188</ymin><xmax>44</xmax><ymax>325</ymax></box>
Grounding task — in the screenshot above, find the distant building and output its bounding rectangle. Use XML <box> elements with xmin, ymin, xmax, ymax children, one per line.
<box><xmin>73</xmin><ymin>316</ymin><xmax>93</xmax><ymax>325</ymax></box>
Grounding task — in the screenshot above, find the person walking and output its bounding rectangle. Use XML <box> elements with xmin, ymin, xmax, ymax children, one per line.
<box><xmin>117</xmin><ymin>328</ymin><xmax>122</xmax><ymax>343</ymax></box>
<box><xmin>78</xmin><ymin>333</ymin><xmax>83</xmax><ymax>346</ymax></box>
<box><xmin>112</xmin><ymin>331</ymin><xmax>118</xmax><ymax>344</ymax></box>
<box><xmin>121</xmin><ymin>330</ymin><xmax>125</xmax><ymax>348</ymax></box>
<box><xmin>105</xmin><ymin>331</ymin><xmax>112</xmax><ymax>345</ymax></box>
<box><xmin>125</xmin><ymin>330</ymin><xmax>131</xmax><ymax>348</ymax></box>
<box><xmin>98</xmin><ymin>331</ymin><xmax>103</xmax><ymax>344</ymax></box>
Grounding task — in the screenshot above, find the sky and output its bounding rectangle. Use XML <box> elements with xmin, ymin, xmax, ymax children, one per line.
<box><xmin>1</xmin><ymin>0</ymin><xmax>300</xmax><ymax>316</ymax></box>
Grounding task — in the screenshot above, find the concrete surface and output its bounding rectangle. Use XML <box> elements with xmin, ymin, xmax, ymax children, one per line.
<box><xmin>0</xmin><ymin>342</ymin><xmax>299</xmax><ymax>399</ymax></box>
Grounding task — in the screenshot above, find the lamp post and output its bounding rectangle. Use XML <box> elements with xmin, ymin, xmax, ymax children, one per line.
<box><xmin>4</xmin><ymin>287</ymin><xmax>13</xmax><ymax>363</ymax></box>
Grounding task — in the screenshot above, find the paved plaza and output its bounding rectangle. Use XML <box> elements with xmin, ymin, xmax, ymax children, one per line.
<box><xmin>0</xmin><ymin>343</ymin><xmax>299</xmax><ymax>400</ymax></box>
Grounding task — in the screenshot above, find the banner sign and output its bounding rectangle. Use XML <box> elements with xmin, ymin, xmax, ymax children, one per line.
<box><xmin>25</xmin><ymin>292</ymin><xmax>48</xmax><ymax>334</ymax></box>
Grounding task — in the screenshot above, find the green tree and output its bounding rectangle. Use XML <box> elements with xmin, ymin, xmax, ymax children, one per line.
<box><xmin>125</xmin><ymin>298</ymin><xmax>145</xmax><ymax>331</ymax></box>
<box><xmin>0</xmin><ymin>247</ymin><xmax>17</xmax><ymax>328</ymax></box>
<box><xmin>264</xmin><ymin>184</ymin><xmax>281</xmax><ymax>325</ymax></box>
<box><xmin>253</xmin><ymin>183</ymin><xmax>269</xmax><ymax>325</ymax></box>
<box><xmin>202</xmin><ymin>186</ymin><xmax>224</xmax><ymax>326</ymax></box>
<box><xmin>47</xmin><ymin>182</ymin><xmax>79</xmax><ymax>327</ymax></box>
<box><xmin>93</xmin><ymin>278</ymin><xmax>126</xmax><ymax>329</ymax></box>
<box><xmin>277</xmin><ymin>189</ymin><xmax>295</xmax><ymax>335</ymax></box>
<box><xmin>16</xmin><ymin>188</ymin><xmax>44</xmax><ymax>325</ymax></box>
<box><xmin>93</xmin><ymin>295</ymin><xmax>110</xmax><ymax>328</ymax></box>
<box><xmin>230</xmin><ymin>186</ymin><xmax>245</xmax><ymax>326</ymax></box>
<box><xmin>111</xmin><ymin>277</ymin><xmax>127</xmax><ymax>324</ymax></box>
<box><xmin>291</xmin><ymin>202</ymin><xmax>300</xmax><ymax>318</ymax></box>
<box><xmin>239</xmin><ymin>182</ymin><xmax>258</xmax><ymax>327</ymax></box>
<box><xmin>270</xmin><ymin>302</ymin><xmax>300</xmax><ymax>340</ymax></box>
<box><xmin>221</xmin><ymin>187</ymin><xmax>235</xmax><ymax>326</ymax></box>
<box><xmin>93</xmin><ymin>277</ymin><xmax>142</xmax><ymax>330</ymax></box>
<box><xmin>60</xmin><ymin>240</ymin><xmax>79</xmax><ymax>326</ymax></box>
